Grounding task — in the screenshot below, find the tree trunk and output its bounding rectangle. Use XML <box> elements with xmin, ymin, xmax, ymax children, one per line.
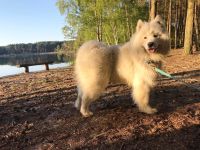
<box><xmin>99</xmin><ymin>13</ymin><xmax>103</xmax><ymax>41</ymax></box>
<box><xmin>178</xmin><ymin>1</ymin><xmax>183</xmax><ymax>47</ymax></box>
<box><xmin>94</xmin><ymin>10</ymin><xmax>100</xmax><ymax>41</ymax></box>
<box><xmin>183</xmin><ymin>1</ymin><xmax>188</xmax><ymax>47</ymax></box>
<box><xmin>150</xmin><ymin>0</ymin><xmax>157</xmax><ymax>20</ymax></box>
<box><xmin>163</xmin><ymin>0</ymin><xmax>167</xmax><ymax>21</ymax></box>
<box><xmin>194</xmin><ymin>1</ymin><xmax>199</xmax><ymax>51</ymax></box>
<box><xmin>184</xmin><ymin>0</ymin><xmax>194</xmax><ymax>55</ymax></box>
<box><xmin>113</xmin><ymin>24</ymin><xmax>119</xmax><ymax>45</ymax></box>
<box><xmin>125</xmin><ymin>4</ymin><xmax>131</xmax><ymax>38</ymax></box>
<box><xmin>174</xmin><ymin>0</ymin><xmax>178</xmax><ymax>49</ymax></box>
<box><xmin>167</xmin><ymin>0</ymin><xmax>172</xmax><ymax>39</ymax></box>
<box><xmin>177</xmin><ymin>0</ymin><xmax>181</xmax><ymax>47</ymax></box>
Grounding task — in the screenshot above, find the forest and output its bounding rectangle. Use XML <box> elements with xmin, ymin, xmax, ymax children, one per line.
<box><xmin>0</xmin><ymin>41</ymin><xmax>65</xmax><ymax>55</ymax></box>
<box><xmin>56</xmin><ymin>0</ymin><xmax>200</xmax><ymax>54</ymax></box>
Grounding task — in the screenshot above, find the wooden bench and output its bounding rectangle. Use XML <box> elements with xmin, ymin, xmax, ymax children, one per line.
<box><xmin>17</xmin><ymin>62</ymin><xmax>53</xmax><ymax>73</ymax></box>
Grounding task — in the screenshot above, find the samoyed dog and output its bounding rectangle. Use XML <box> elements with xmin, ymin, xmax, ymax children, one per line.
<box><xmin>75</xmin><ymin>15</ymin><xmax>170</xmax><ymax>117</ymax></box>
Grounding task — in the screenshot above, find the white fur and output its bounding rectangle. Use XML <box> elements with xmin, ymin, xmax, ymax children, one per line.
<box><xmin>75</xmin><ymin>15</ymin><xmax>170</xmax><ymax>117</ymax></box>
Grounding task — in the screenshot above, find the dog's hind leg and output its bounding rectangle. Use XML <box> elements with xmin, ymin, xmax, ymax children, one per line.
<box><xmin>132</xmin><ymin>81</ymin><xmax>157</xmax><ymax>114</ymax></box>
<box><xmin>80</xmin><ymin>86</ymin><xmax>104</xmax><ymax>117</ymax></box>
<box><xmin>80</xmin><ymin>94</ymin><xmax>94</xmax><ymax>117</ymax></box>
<box><xmin>74</xmin><ymin>86</ymin><xmax>82</xmax><ymax>110</ymax></box>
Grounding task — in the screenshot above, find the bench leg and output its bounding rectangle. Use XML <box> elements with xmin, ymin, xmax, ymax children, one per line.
<box><xmin>45</xmin><ymin>64</ymin><xmax>49</xmax><ymax>70</ymax></box>
<box><xmin>25</xmin><ymin>66</ymin><xmax>29</xmax><ymax>73</ymax></box>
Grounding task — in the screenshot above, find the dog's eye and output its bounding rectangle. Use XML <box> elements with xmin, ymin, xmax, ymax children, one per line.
<box><xmin>154</xmin><ymin>34</ymin><xmax>158</xmax><ymax>38</ymax></box>
<box><xmin>144</xmin><ymin>37</ymin><xmax>147</xmax><ymax>39</ymax></box>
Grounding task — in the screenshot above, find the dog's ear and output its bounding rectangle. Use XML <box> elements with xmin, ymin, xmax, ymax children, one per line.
<box><xmin>153</xmin><ymin>15</ymin><xmax>166</xmax><ymax>31</ymax></box>
<box><xmin>136</xmin><ymin>19</ymin><xmax>144</xmax><ymax>32</ymax></box>
<box><xmin>154</xmin><ymin>15</ymin><xmax>164</xmax><ymax>26</ymax></box>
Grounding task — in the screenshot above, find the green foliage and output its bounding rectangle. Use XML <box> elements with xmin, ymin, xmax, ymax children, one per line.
<box><xmin>56</xmin><ymin>0</ymin><xmax>148</xmax><ymax>47</ymax></box>
<box><xmin>55</xmin><ymin>40</ymin><xmax>75</xmax><ymax>54</ymax></box>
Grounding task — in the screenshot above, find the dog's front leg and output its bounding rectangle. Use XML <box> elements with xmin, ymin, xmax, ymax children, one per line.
<box><xmin>132</xmin><ymin>80</ymin><xmax>157</xmax><ymax>114</ymax></box>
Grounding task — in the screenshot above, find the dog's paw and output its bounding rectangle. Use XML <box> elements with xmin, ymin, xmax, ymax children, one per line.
<box><xmin>81</xmin><ymin>110</ymin><xmax>93</xmax><ymax>117</ymax></box>
<box><xmin>139</xmin><ymin>106</ymin><xmax>157</xmax><ymax>114</ymax></box>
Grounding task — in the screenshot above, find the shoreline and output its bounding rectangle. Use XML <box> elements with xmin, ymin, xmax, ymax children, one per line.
<box><xmin>0</xmin><ymin>64</ymin><xmax>72</xmax><ymax>79</ymax></box>
<box><xmin>0</xmin><ymin>52</ymin><xmax>59</xmax><ymax>58</ymax></box>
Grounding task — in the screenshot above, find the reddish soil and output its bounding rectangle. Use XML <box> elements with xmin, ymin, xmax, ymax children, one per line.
<box><xmin>0</xmin><ymin>49</ymin><xmax>200</xmax><ymax>150</ymax></box>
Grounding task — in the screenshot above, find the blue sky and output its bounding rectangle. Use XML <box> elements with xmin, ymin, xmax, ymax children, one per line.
<box><xmin>0</xmin><ymin>0</ymin><xmax>65</xmax><ymax>46</ymax></box>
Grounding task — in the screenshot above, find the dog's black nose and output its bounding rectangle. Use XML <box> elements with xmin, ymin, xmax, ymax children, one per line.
<box><xmin>148</xmin><ymin>42</ymin><xmax>154</xmax><ymax>47</ymax></box>
<box><xmin>148</xmin><ymin>42</ymin><xmax>154</xmax><ymax>48</ymax></box>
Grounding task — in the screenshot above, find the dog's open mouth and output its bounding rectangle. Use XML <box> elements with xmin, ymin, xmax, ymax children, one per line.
<box><xmin>148</xmin><ymin>48</ymin><xmax>156</xmax><ymax>53</ymax></box>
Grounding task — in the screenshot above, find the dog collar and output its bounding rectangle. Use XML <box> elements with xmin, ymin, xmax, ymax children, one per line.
<box><xmin>145</xmin><ymin>59</ymin><xmax>156</xmax><ymax>65</ymax></box>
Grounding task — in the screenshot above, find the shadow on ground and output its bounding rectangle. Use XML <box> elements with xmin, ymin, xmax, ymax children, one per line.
<box><xmin>0</xmin><ymin>69</ymin><xmax>200</xmax><ymax>150</ymax></box>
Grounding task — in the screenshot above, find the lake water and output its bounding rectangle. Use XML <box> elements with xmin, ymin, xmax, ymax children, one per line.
<box><xmin>0</xmin><ymin>53</ymin><xmax>73</xmax><ymax>77</ymax></box>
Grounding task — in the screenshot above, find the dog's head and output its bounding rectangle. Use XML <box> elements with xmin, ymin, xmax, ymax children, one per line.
<box><xmin>134</xmin><ymin>15</ymin><xmax>170</xmax><ymax>56</ymax></box>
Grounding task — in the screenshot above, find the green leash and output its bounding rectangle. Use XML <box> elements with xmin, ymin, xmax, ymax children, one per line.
<box><xmin>155</xmin><ymin>68</ymin><xmax>173</xmax><ymax>79</ymax></box>
<box><xmin>155</xmin><ymin>67</ymin><xmax>200</xmax><ymax>91</ymax></box>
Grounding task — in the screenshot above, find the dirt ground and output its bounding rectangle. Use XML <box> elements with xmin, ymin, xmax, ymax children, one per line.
<box><xmin>0</xmin><ymin>49</ymin><xmax>200</xmax><ymax>150</ymax></box>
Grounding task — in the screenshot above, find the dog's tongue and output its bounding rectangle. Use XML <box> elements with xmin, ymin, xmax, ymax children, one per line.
<box><xmin>148</xmin><ymin>48</ymin><xmax>155</xmax><ymax>53</ymax></box>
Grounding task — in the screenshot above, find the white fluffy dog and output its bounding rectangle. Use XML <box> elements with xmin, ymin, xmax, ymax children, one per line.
<box><xmin>75</xmin><ymin>15</ymin><xmax>170</xmax><ymax>117</ymax></box>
